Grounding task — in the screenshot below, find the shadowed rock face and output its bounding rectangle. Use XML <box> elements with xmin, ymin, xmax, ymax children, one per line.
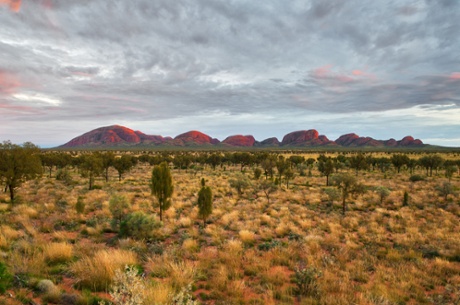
<box><xmin>257</xmin><ymin>137</ymin><xmax>280</xmax><ymax>146</ymax></box>
<box><xmin>222</xmin><ymin>135</ymin><xmax>256</xmax><ymax>147</ymax></box>
<box><xmin>61</xmin><ymin>125</ymin><xmax>164</xmax><ymax>147</ymax></box>
<box><xmin>60</xmin><ymin>125</ymin><xmax>426</xmax><ymax>148</ymax></box>
<box><xmin>335</xmin><ymin>133</ymin><xmax>383</xmax><ymax>147</ymax></box>
<box><xmin>336</xmin><ymin>134</ymin><xmax>424</xmax><ymax>147</ymax></box>
<box><xmin>173</xmin><ymin>131</ymin><xmax>220</xmax><ymax>146</ymax></box>
<box><xmin>398</xmin><ymin>136</ymin><xmax>423</xmax><ymax>146</ymax></box>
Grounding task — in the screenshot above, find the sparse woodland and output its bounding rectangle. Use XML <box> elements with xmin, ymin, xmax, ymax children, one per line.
<box><xmin>1</xmin><ymin>146</ymin><xmax>460</xmax><ymax>305</ymax></box>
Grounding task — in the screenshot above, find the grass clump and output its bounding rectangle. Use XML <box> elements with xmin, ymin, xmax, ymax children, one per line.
<box><xmin>44</xmin><ymin>242</ymin><xmax>73</xmax><ymax>264</ymax></box>
<box><xmin>71</xmin><ymin>249</ymin><xmax>137</xmax><ymax>291</ymax></box>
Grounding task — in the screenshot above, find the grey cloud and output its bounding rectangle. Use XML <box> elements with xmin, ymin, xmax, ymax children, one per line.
<box><xmin>0</xmin><ymin>0</ymin><xmax>459</xmax><ymax>146</ymax></box>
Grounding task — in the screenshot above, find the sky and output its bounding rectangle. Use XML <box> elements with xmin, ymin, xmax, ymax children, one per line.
<box><xmin>0</xmin><ymin>0</ymin><xmax>459</xmax><ymax>148</ymax></box>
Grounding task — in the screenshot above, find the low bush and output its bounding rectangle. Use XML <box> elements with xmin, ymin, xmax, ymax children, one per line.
<box><xmin>120</xmin><ymin>211</ymin><xmax>162</xmax><ymax>240</ymax></box>
<box><xmin>409</xmin><ymin>175</ymin><xmax>425</xmax><ymax>182</ymax></box>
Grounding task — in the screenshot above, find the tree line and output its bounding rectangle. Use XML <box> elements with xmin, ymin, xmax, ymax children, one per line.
<box><xmin>1</xmin><ymin>142</ymin><xmax>459</xmax><ymax>213</ymax></box>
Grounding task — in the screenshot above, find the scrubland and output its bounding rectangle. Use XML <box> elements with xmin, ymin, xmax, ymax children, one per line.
<box><xmin>0</xmin><ymin>151</ymin><xmax>459</xmax><ymax>305</ymax></box>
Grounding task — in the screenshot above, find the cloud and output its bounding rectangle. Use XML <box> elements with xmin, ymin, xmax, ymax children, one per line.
<box><xmin>0</xmin><ymin>1</ymin><xmax>459</xmax><ymax>147</ymax></box>
<box><xmin>0</xmin><ymin>70</ymin><xmax>21</xmax><ymax>94</ymax></box>
<box><xmin>0</xmin><ymin>0</ymin><xmax>20</xmax><ymax>12</ymax></box>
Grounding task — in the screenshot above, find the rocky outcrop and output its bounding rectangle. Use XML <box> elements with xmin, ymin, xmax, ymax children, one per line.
<box><xmin>337</xmin><ymin>134</ymin><xmax>424</xmax><ymax>147</ymax></box>
<box><xmin>256</xmin><ymin>137</ymin><xmax>280</xmax><ymax>146</ymax></box>
<box><xmin>281</xmin><ymin>130</ymin><xmax>333</xmax><ymax>146</ymax></box>
<box><xmin>173</xmin><ymin>131</ymin><xmax>220</xmax><ymax>146</ymax></box>
<box><xmin>222</xmin><ymin>135</ymin><xmax>256</xmax><ymax>147</ymax></box>
<box><xmin>59</xmin><ymin>125</ymin><xmax>427</xmax><ymax>148</ymax></box>
<box><xmin>335</xmin><ymin>133</ymin><xmax>383</xmax><ymax>147</ymax></box>
<box><xmin>61</xmin><ymin>125</ymin><xmax>164</xmax><ymax>147</ymax></box>
<box><xmin>398</xmin><ymin>136</ymin><xmax>423</xmax><ymax>146</ymax></box>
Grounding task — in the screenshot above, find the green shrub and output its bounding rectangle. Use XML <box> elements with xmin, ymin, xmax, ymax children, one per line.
<box><xmin>120</xmin><ymin>211</ymin><xmax>162</xmax><ymax>239</ymax></box>
<box><xmin>409</xmin><ymin>175</ymin><xmax>425</xmax><ymax>182</ymax></box>
<box><xmin>109</xmin><ymin>194</ymin><xmax>129</xmax><ymax>231</ymax></box>
<box><xmin>56</xmin><ymin>169</ymin><xmax>72</xmax><ymax>184</ymax></box>
<box><xmin>293</xmin><ymin>265</ymin><xmax>322</xmax><ymax>297</ymax></box>
<box><xmin>0</xmin><ymin>262</ymin><xmax>12</xmax><ymax>293</ymax></box>
<box><xmin>76</xmin><ymin>196</ymin><xmax>85</xmax><ymax>214</ymax></box>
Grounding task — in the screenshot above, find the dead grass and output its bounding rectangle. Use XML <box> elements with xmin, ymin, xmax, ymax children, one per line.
<box><xmin>0</xmin><ymin>152</ymin><xmax>459</xmax><ymax>304</ymax></box>
<box><xmin>44</xmin><ymin>242</ymin><xmax>73</xmax><ymax>264</ymax></box>
<box><xmin>71</xmin><ymin>249</ymin><xmax>137</xmax><ymax>291</ymax></box>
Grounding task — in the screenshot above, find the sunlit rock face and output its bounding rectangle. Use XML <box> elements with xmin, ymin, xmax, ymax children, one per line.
<box><xmin>281</xmin><ymin>130</ymin><xmax>333</xmax><ymax>146</ymax></box>
<box><xmin>60</xmin><ymin>125</ymin><xmax>426</xmax><ymax>148</ymax></box>
<box><xmin>222</xmin><ymin>135</ymin><xmax>256</xmax><ymax>147</ymax></box>
<box><xmin>173</xmin><ymin>131</ymin><xmax>220</xmax><ymax>146</ymax></box>
<box><xmin>61</xmin><ymin>125</ymin><xmax>164</xmax><ymax>147</ymax></box>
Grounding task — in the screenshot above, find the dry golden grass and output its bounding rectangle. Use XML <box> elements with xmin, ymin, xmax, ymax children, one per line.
<box><xmin>238</xmin><ymin>229</ymin><xmax>256</xmax><ymax>245</ymax></box>
<box><xmin>71</xmin><ymin>249</ymin><xmax>137</xmax><ymax>291</ymax></box>
<box><xmin>0</xmin><ymin>153</ymin><xmax>458</xmax><ymax>304</ymax></box>
<box><xmin>44</xmin><ymin>242</ymin><xmax>73</xmax><ymax>264</ymax></box>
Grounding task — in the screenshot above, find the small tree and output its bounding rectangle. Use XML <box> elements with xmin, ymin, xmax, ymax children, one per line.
<box><xmin>109</xmin><ymin>194</ymin><xmax>130</xmax><ymax>231</ymax></box>
<box><xmin>436</xmin><ymin>181</ymin><xmax>454</xmax><ymax>201</ymax></box>
<box><xmin>79</xmin><ymin>153</ymin><xmax>103</xmax><ymax>190</ymax></box>
<box><xmin>419</xmin><ymin>155</ymin><xmax>444</xmax><ymax>177</ymax></box>
<box><xmin>445</xmin><ymin>165</ymin><xmax>457</xmax><ymax>182</ymax></box>
<box><xmin>391</xmin><ymin>154</ymin><xmax>410</xmax><ymax>173</ymax></box>
<box><xmin>318</xmin><ymin>156</ymin><xmax>335</xmax><ymax>186</ymax></box>
<box><xmin>197</xmin><ymin>184</ymin><xmax>213</xmax><ymax>227</ymax></box>
<box><xmin>349</xmin><ymin>153</ymin><xmax>368</xmax><ymax>176</ymax></box>
<box><xmin>113</xmin><ymin>155</ymin><xmax>137</xmax><ymax>181</ymax></box>
<box><xmin>323</xmin><ymin>187</ymin><xmax>340</xmax><ymax>207</ymax></box>
<box><xmin>229</xmin><ymin>174</ymin><xmax>250</xmax><ymax>197</ymax></box>
<box><xmin>375</xmin><ymin>186</ymin><xmax>391</xmax><ymax>204</ymax></box>
<box><xmin>284</xmin><ymin>168</ymin><xmax>295</xmax><ymax>189</ymax></box>
<box><xmin>253</xmin><ymin>168</ymin><xmax>262</xmax><ymax>180</ymax></box>
<box><xmin>151</xmin><ymin>162</ymin><xmax>173</xmax><ymax>221</ymax></box>
<box><xmin>403</xmin><ymin>191</ymin><xmax>410</xmax><ymax>207</ymax></box>
<box><xmin>331</xmin><ymin>173</ymin><xmax>364</xmax><ymax>215</ymax></box>
<box><xmin>100</xmin><ymin>152</ymin><xmax>115</xmax><ymax>182</ymax></box>
<box><xmin>0</xmin><ymin>141</ymin><xmax>42</xmax><ymax>202</ymax></box>
<box><xmin>258</xmin><ymin>179</ymin><xmax>278</xmax><ymax>204</ymax></box>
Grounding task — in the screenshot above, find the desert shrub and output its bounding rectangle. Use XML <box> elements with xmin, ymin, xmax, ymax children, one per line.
<box><xmin>120</xmin><ymin>211</ymin><xmax>161</xmax><ymax>240</ymax></box>
<box><xmin>109</xmin><ymin>265</ymin><xmax>146</xmax><ymax>305</ymax></box>
<box><xmin>293</xmin><ymin>265</ymin><xmax>322</xmax><ymax>297</ymax></box>
<box><xmin>409</xmin><ymin>175</ymin><xmax>425</xmax><ymax>182</ymax></box>
<box><xmin>403</xmin><ymin>191</ymin><xmax>409</xmax><ymax>206</ymax></box>
<box><xmin>71</xmin><ymin>249</ymin><xmax>137</xmax><ymax>291</ymax></box>
<box><xmin>258</xmin><ymin>240</ymin><xmax>282</xmax><ymax>251</ymax></box>
<box><xmin>37</xmin><ymin>279</ymin><xmax>61</xmax><ymax>303</ymax></box>
<box><xmin>170</xmin><ymin>284</ymin><xmax>199</xmax><ymax>305</ymax></box>
<box><xmin>0</xmin><ymin>262</ymin><xmax>12</xmax><ymax>293</ymax></box>
<box><xmin>56</xmin><ymin>169</ymin><xmax>72</xmax><ymax>184</ymax></box>
<box><xmin>76</xmin><ymin>196</ymin><xmax>85</xmax><ymax>214</ymax></box>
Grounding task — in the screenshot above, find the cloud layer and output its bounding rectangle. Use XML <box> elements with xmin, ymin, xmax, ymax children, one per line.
<box><xmin>0</xmin><ymin>0</ymin><xmax>459</xmax><ymax>147</ymax></box>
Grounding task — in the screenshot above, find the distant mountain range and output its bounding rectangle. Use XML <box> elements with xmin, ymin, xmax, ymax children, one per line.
<box><xmin>59</xmin><ymin>125</ymin><xmax>426</xmax><ymax>148</ymax></box>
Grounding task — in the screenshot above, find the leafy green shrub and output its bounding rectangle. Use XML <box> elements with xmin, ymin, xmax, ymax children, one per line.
<box><xmin>0</xmin><ymin>262</ymin><xmax>12</xmax><ymax>293</ymax></box>
<box><xmin>120</xmin><ymin>211</ymin><xmax>162</xmax><ymax>239</ymax></box>
<box><xmin>56</xmin><ymin>169</ymin><xmax>72</xmax><ymax>184</ymax></box>
<box><xmin>409</xmin><ymin>174</ymin><xmax>425</xmax><ymax>182</ymax></box>
<box><xmin>403</xmin><ymin>191</ymin><xmax>409</xmax><ymax>206</ymax></box>
<box><xmin>258</xmin><ymin>240</ymin><xmax>282</xmax><ymax>251</ymax></box>
<box><xmin>76</xmin><ymin>196</ymin><xmax>85</xmax><ymax>214</ymax></box>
